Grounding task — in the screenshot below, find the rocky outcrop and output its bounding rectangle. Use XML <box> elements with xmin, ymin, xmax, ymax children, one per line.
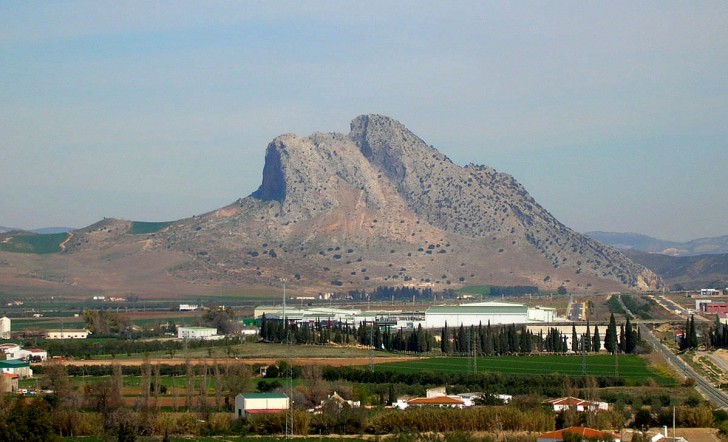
<box><xmin>147</xmin><ymin>114</ymin><xmax>660</xmax><ymax>292</ymax></box>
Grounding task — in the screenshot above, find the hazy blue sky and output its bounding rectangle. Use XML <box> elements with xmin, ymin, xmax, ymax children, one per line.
<box><xmin>1</xmin><ymin>2</ymin><xmax>726</xmax><ymax>241</ymax></box>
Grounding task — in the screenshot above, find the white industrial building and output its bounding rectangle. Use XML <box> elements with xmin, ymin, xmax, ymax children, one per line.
<box><xmin>235</xmin><ymin>392</ymin><xmax>289</xmax><ymax>417</ymax></box>
<box><xmin>424</xmin><ymin>302</ymin><xmax>557</xmax><ymax>328</ymax></box>
<box><xmin>255</xmin><ymin>301</ymin><xmax>559</xmax><ymax>330</ymax></box>
<box><xmin>177</xmin><ymin>326</ymin><xmax>221</xmax><ymax>340</ymax></box>
<box><xmin>46</xmin><ymin>329</ymin><xmax>90</xmax><ymax>339</ymax></box>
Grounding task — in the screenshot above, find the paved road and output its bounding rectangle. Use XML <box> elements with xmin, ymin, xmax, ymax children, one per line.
<box><xmin>639</xmin><ymin>323</ymin><xmax>728</xmax><ymax>409</ymax></box>
<box><xmin>615</xmin><ymin>295</ymin><xmax>728</xmax><ymax>409</ymax></box>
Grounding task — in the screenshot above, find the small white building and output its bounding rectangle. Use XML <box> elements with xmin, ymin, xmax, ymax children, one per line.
<box><xmin>0</xmin><ymin>316</ymin><xmax>10</xmax><ymax>339</ymax></box>
<box><xmin>177</xmin><ymin>326</ymin><xmax>220</xmax><ymax>340</ymax></box>
<box><xmin>235</xmin><ymin>392</ymin><xmax>289</xmax><ymax>418</ymax></box>
<box><xmin>18</xmin><ymin>348</ymin><xmax>48</xmax><ymax>362</ymax></box>
<box><xmin>548</xmin><ymin>396</ymin><xmax>609</xmax><ymax>412</ymax></box>
<box><xmin>0</xmin><ymin>343</ymin><xmax>21</xmax><ymax>360</ymax></box>
<box><xmin>701</xmin><ymin>289</ymin><xmax>721</xmax><ymax>296</ymax></box>
<box><xmin>0</xmin><ymin>360</ymin><xmax>32</xmax><ymax>378</ymax></box>
<box><xmin>179</xmin><ymin>304</ymin><xmax>199</xmax><ymax>311</ymax></box>
<box><xmin>46</xmin><ymin>329</ymin><xmax>89</xmax><ymax>340</ymax></box>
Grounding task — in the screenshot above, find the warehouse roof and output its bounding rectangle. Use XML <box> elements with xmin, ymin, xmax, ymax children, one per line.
<box><xmin>427</xmin><ymin>301</ymin><xmax>527</xmax><ymax>315</ymax></box>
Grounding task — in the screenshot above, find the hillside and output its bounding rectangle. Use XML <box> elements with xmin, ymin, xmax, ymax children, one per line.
<box><xmin>1</xmin><ymin>115</ymin><xmax>659</xmax><ymax>295</ymax></box>
<box><xmin>587</xmin><ymin>231</ymin><xmax>728</xmax><ymax>256</ymax></box>
<box><xmin>624</xmin><ymin>250</ymin><xmax>728</xmax><ymax>290</ymax></box>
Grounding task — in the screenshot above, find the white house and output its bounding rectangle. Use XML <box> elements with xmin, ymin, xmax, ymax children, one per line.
<box><xmin>0</xmin><ymin>360</ymin><xmax>32</xmax><ymax>378</ymax></box>
<box><xmin>179</xmin><ymin>304</ymin><xmax>199</xmax><ymax>311</ymax></box>
<box><xmin>235</xmin><ymin>392</ymin><xmax>289</xmax><ymax>418</ymax></box>
<box><xmin>46</xmin><ymin>329</ymin><xmax>89</xmax><ymax>339</ymax></box>
<box><xmin>18</xmin><ymin>348</ymin><xmax>48</xmax><ymax>362</ymax></box>
<box><xmin>177</xmin><ymin>327</ymin><xmax>221</xmax><ymax>340</ymax></box>
<box><xmin>548</xmin><ymin>396</ymin><xmax>609</xmax><ymax>412</ymax></box>
<box><xmin>0</xmin><ymin>343</ymin><xmax>21</xmax><ymax>360</ymax></box>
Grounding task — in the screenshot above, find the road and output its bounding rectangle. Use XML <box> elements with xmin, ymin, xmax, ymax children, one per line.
<box><xmin>639</xmin><ymin>323</ymin><xmax>728</xmax><ymax>409</ymax></box>
<box><xmin>615</xmin><ymin>295</ymin><xmax>728</xmax><ymax>409</ymax></box>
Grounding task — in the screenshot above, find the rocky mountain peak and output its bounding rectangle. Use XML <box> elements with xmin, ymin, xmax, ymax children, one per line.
<box><xmin>158</xmin><ymin>115</ymin><xmax>660</xmax><ymax>292</ymax></box>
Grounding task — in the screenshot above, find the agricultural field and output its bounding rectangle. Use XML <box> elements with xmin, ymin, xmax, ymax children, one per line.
<box><xmin>374</xmin><ymin>354</ymin><xmax>676</xmax><ymax>385</ymax></box>
<box><xmin>0</xmin><ymin>232</ymin><xmax>68</xmax><ymax>254</ymax></box>
<box><xmin>128</xmin><ymin>221</ymin><xmax>173</xmax><ymax>234</ymax></box>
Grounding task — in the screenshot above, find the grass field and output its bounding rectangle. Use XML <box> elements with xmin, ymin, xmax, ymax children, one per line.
<box><xmin>374</xmin><ymin>354</ymin><xmax>675</xmax><ymax>385</ymax></box>
<box><xmin>0</xmin><ymin>232</ymin><xmax>68</xmax><ymax>254</ymax></box>
<box><xmin>128</xmin><ymin>221</ymin><xmax>173</xmax><ymax>234</ymax></box>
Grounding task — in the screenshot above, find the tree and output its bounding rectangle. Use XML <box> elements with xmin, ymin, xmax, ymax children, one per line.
<box><xmin>592</xmin><ymin>325</ymin><xmax>601</xmax><ymax>352</ymax></box>
<box><xmin>625</xmin><ymin>316</ymin><xmax>636</xmax><ymax>354</ymax></box>
<box><xmin>0</xmin><ymin>397</ymin><xmax>61</xmax><ymax>442</ymax></box>
<box><xmin>571</xmin><ymin>324</ymin><xmax>579</xmax><ymax>352</ymax></box>
<box><xmin>584</xmin><ymin>321</ymin><xmax>592</xmax><ymax>352</ymax></box>
<box><xmin>605</xmin><ymin>313</ymin><xmax>618</xmax><ymax>354</ymax></box>
<box><xmin>441</xmin><ymin>322</ymin><xmax>450</xmax><ymax>354</ymax></box>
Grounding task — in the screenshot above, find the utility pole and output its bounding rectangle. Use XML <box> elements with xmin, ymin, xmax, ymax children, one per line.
<box><xmin>281</xmin><ymin>278</ymin><xmax>293</xmax><ymax>439</ymax></box>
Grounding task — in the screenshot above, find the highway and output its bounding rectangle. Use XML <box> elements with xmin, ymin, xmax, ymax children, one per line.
<box><xmin>616</xmin><ymin>294</ymin><xmax>728</xmax><ymax>409</ymax></box>
<box><xmin>639</xmin><ymin>323</ymin><xmax>728</xmax><ymax>409</ymax></box>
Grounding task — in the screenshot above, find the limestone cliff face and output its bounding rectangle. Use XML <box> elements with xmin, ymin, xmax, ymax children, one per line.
<box><xmin>159</xmin><ymin>114</ymin><xmax>659</xmax><ymax>291</ymax></box>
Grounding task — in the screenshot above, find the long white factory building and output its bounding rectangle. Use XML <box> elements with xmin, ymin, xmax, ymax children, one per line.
<box><xmin>255</xmin><ymin>301</ymin><xmax>558</xmax><ymax>329</ymax></box>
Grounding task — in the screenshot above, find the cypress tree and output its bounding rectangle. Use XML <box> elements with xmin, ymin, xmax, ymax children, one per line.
<box><xmin>592</xmin><ymin>325</ymin><xmax>601</xmax><ymax>352</ymax></box>
<box><xmin>571</xmin><ymin>324</ymin><xmax>579</xmax><ymax>352</ymax></box>
<box><xmin>605</xmin><ymin>313</ymin><xmax>618</xmax><ymax>353</ymax></box>
<box><xmin>441</xmin><ymin>322</ymin><xmax>450</xmax><ymax>354</ymax></box>
<box><xmin>625</xmin><ymin>316</ymin><xmax>636</xmax><ymax>354</ymax></box>
<box><xmin>584</xmin><ymin>321</ymin><xmax>592</xmax><ymax>352</ymax></box>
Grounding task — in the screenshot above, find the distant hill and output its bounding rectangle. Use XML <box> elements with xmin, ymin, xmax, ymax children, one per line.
<box><xmin>0</xmin><ymin>115</ymin><xmax>660</xmax><ymax>295</ymax></box>
<box><xmin>32</xmin><ymin>227</ymin><xmax>75</xmax><ymax>234</ymax></box>
<box><xmin>586</xmin><ymin>231</ymin><xmax>728</xmax><ymax>256</ymax></box>
<box><xmin>624</xmin><ymin>250</ymin><xmax>728</xmax><ymax>290</ymax></box>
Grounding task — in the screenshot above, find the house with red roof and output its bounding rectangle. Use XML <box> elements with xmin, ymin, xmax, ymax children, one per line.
<box><xmin>537</xmin><ymin>426</ymin><xmax>620</xmax><ymax>442</ymax></box>
<box><xmin>0</xmin><ymin>373</ymin><xmax>19</xmax><ymax>393</ymax></box>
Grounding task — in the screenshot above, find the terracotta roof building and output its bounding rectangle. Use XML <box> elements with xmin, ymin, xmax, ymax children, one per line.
<box><xmin>538</xmin><ymin>427</ymin><xmax>620</xmax><ymax>442</ymax></box>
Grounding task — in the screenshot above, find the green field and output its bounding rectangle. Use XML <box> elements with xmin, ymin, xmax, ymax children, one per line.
<box><xmin>375</xmin><ymin>354</ymin><xmax>675</xmax><ymax>385</ymax></box>
<box><xmin>128</xmin><ymin>221</ymin><xmax>173</xmax><ymax>234</ymax></box>
<box><xmin>0</xmin><ymin>232</ymin><xmax>68</xmax><ymax>254</ymax></box>
<box><xmin>454</xmin><ymin>285</ymin><xmax>492</xmax><ymax>295</ymax></box>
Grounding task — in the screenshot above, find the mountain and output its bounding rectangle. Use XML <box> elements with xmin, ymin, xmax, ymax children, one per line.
<box><xmin>624</xmin><ymin>250</ymin><xmax>728</xmax><ymax>290</ymax></box>
<box><xmin>1</xmin><ymin>115</ymin><xmax>659</xmax><ymax>295</ymax></box>
<box><xmin>586</xmin><ymin>231</ymin><xmax>728</xmax><ymax>256</ymax></box>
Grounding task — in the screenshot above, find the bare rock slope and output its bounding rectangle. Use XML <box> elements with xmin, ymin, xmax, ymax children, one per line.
<box><xmin>145</xmin><ymin>114</ymin><xmax>658</xmax><ymax>293</ymax></box>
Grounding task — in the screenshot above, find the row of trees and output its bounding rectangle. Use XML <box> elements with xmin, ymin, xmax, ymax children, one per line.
<box><xmin>439</xmin><ymin>315</ymin><xmax>641</xmax><ymax>356</ymax></box>
<box><xmin>261</xmin><ymin>314</ymin><xmax>642</xmax><ymax>356</ymax></box>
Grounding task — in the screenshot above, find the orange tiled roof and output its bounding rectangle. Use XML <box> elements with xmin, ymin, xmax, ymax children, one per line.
<box><xmin>538</xmin><ymin>426</ymin><xmax>618</xmax><ymax>440</ymax></box>
<box><xmin>408</xmin><ymin>396</ymin><xmax>464</xmax><ymax>405</ymax></box>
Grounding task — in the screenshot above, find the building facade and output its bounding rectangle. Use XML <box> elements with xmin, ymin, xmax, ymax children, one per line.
<box><xmin>235</xmin><ymin>392</ymin><xmax>289</xmax><ymax>417</ymax></box>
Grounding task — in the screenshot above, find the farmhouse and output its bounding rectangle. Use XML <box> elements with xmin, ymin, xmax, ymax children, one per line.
<box><xmin>177</xmin><ymin>326</ymin><xmax>221</xmax><ymax>340</ymax></box>
<box><xmin>0</xmin><ymin>343</ymin><xmax>21</xmax><ymax>360</ymax></box>
<box><xmin>18</xmin><ymin>348</ymin><xmax>48</xmax><ymax>362</ymax></box>
<box><xmin>46</xmin><ymin>329</ymin><xmax>90</xmax><ymax>339</ymax></box>
<box><xmin>0</xmin><ymin>373</ymin><xmax>19</xmax><ymax>393</ymax></box>
<box><xmin>235</xmin><ymin>392</ymin><xmax>289</xmax><ymax>417</ymax></box>
<box><xmin>0</xmin><ymin>359</ymin><xmax>32</xmax><ymax>378</ymax></box>
<box><xmin>547</xmin><ymin>396</ymin><xmax>609</xmax><ymax>412</ymax></box>
<box><xmin>537</xmin><ymin>426</ymin><xmax>620</xmax><ymax>442</ymax></box>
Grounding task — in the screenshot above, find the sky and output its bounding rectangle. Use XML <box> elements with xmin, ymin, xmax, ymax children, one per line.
<box><xmin>1</xmin><ymin>1</ymin><xmax>727</xmax><ymax>242</ymax></box>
